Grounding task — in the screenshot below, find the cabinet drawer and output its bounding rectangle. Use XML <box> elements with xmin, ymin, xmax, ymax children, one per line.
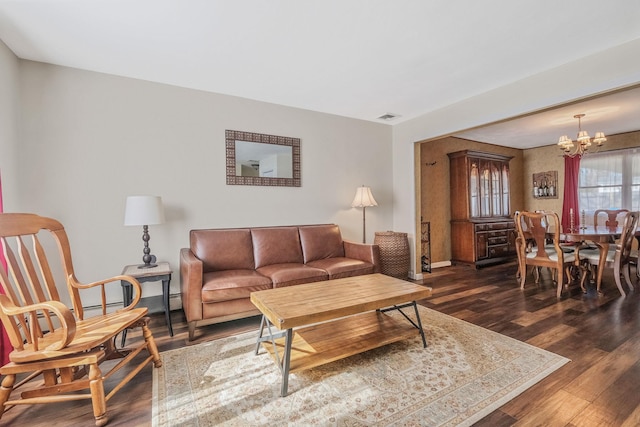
<box><xmin>488</xmin><ymin>230</ymin><xmax>508</xmax><ymax>238</ymax></box>
<box><xmin>487</xmin><ymin>221</ymin><xmax>514</xmax><ymax>230</ymax></box>
<box><xmin>488</xmin><ymin>236</ymin><xmax>508</xmax><ymax>245</ymax></box>
<box><xmin>475</xmin><ymin>224</ymin><xmax>488</xmax><ymax>231</ymax></box>
<box><xmin>488</xmin><ymin>244</ymin><xmax>510</xmax><ymax>257</ymax></box>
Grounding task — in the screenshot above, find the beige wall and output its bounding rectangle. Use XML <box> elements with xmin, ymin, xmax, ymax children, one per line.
<box><xmin>419</xmin><ymin>137</ymin><xmax>523</xmax><ymax>263</ymax></box>
<box><xmin>523</xmin><ymin>145</ymin><xmax>565</xmax><ymax>214</ymax></box>
<box><xmin>0</xmin><ymin>39</ymin><xmax>19</xmax><ymax>209</ymax></box>
<box><xmin>14</xmin><ymin>60</ymin><xmax>394</xmax><ymax>307</ymax></box>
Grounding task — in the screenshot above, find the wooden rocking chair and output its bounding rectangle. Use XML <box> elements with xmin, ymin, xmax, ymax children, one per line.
<box><xmin>0</xmin><ymin>213</ymin><xmax>162</xmax><ymax>426</ymax></box>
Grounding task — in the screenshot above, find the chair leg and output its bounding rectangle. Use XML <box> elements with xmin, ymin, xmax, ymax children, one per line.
<box><xmin>578</xmin><ymin>265</ymin><xmax>588</xmax><ymax>293</ymax></box>
<box><xmin>519</xmin><ymin>269</ymin><xmax>527</xmax><ymax>289</ymax></box>
<box><xmin>88</xmin><ymin>363</ymin><xmax>108</xmax><ymax>427</ymax></box>
<box><xmin>623</xmin><ymin>262</ymin><xmax>635</xmax><ymax>293</ymax></box>
<box><xmin>0</xmin><ymin>374</ymin><xmax>15</xmax><ymax>420</ymax></box>
<box><xmin>533</xmin><ymin>266</ymin><xmax>540</xmax><ymax>283</ymax></box>
<box><xmin>556</xmin><ymin>267</ymin><xmax>565</xmax><ymax>299</ymax></box>
<box><xmin>614</xmin><ymin>262</ymin><xmax>628</xmax><ymax>297</ymax></box>
<box><xmin>142</xmin><ymin>322</ymin><xmax>162</xmax><ymax>368</ymax></box>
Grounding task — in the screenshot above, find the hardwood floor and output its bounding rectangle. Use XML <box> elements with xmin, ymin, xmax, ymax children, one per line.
<box><xmin>4</xmin><ymin>260</ymin><xmax>640</xmax><ymax>426</ymax></box>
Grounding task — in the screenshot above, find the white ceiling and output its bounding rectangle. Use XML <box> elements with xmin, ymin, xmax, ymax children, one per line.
<box><xmin>1</xmin><ymin>1</ymin><xmax>639</xmax><ymax>149</ymax></box>
<box><xmin>454</xmin><ymin>86</ymin><xmax>640</xmax><ymax>149</ymax></box>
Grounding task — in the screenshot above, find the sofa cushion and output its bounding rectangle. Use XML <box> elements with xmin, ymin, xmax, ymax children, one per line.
<box><xmin>257</xmin><ymin>263</ymin><xmax>328</xmax><ymax>288</ymax></box>
<box><xmin>306</xmin><ymin>258</ymin><xmax>375</xmax><ymax>279</ymax></box>
<box><xmin>191</xmin><ymin>229</ymin><xmax>255</xmax><ymax>271</ymax></box>
<box><xmin>299</xmin><ymin>224</ymin><xmax>345</xmax><ymax>264</ymax></box>
<box><xmin>251</xmin><ymin>227</ymin><xmax>304</xmax><ymax>269</ymax></box>
<box><xmin>201</xmin><ymin>269</ymin><xmax>272</xmax><ymax>303</ymax></box>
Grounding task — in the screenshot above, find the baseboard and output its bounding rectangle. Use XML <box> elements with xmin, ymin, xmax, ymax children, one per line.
<box><xmin>432</xmin><ymin>260</ymin><xmax>452</xmax><ymax>269</ymax></box>
<box><xmin>410</xmin><ymin>271</ymin><xmax>423</xmax><ymax>280</ymax></box>
<box><xmin>82</xmin><ymin>294</ymin><xmax>183</xmax><ymax>317</ymax></box>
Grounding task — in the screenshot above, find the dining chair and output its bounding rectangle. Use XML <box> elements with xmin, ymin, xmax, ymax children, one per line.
<box><xmin>515</xmin><ymin>211</ymin><xmax>576</xmax><ymax>298</ymax></box>
<box><xmin>515</xmin><ymin>210</ymin><xmax>559</xmax><ymax>282</ymax></box>
<box><xmin>514</xmin><ymin>211</ymin><xmax>530</xmax><ymax>281</ymax></box>
<box><xmin>594</xmin><ymin>209</ymin><xmax>630</xmax><ymax>228</ymax></box>
<box><xmin>0</xmin><ymin>213</ymin><xmax>162</xmax><ymax>426</ymax></box>
<box><xmin>594</xmin><ymin>209</ymin><xmax>630</xmax><ymax>244</ymax></box>
<box><xmin>577</xmin><ymin>211</ymin><xmax>639</xmax><ymax>297</ymax></box>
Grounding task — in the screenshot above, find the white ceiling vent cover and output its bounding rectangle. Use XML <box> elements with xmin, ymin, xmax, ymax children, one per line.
<box><xmin>377</xmin><ymin>113</ymin><xmax>400</xmax><ymax>121</ymax></box>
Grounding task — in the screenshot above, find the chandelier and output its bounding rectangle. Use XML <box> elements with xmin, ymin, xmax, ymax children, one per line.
<box><xmin>557</xmin><ymin>113</ymin><xmax>606</xmax><ymax>157</ymax></box>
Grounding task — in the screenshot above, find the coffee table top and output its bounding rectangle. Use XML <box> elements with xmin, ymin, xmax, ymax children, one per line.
<box><xmin>250</xmin><ymin>273</ymin><xmax>432</xmax><ymax>330</ymax></box>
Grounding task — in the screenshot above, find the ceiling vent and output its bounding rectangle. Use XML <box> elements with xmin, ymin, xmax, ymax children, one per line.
<box><xmin>377</xmin><ymin>113</ymin><xmax>400</xmax><ymax>121</ymax></box>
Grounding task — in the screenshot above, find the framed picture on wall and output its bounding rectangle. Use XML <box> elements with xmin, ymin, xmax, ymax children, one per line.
<box><xmin>533</xmin><ymin>171</ymin><xmax>558</xmax><ymax>199</ymax></box>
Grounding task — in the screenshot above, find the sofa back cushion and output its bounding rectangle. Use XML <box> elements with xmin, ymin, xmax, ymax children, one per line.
<box><xmin>251</xmin><ymin>227</ymin><xmax>303</xmax><ymax>268</ymax></box>
<box><xmin>299</xmin><ymin>224</ymin><xmax>345</xmax><ymax>263</ymax></box>
<box><xmin>190</xmin><ymin>229</ymin><xmax>255</xmax><ymax>271</ymax></box>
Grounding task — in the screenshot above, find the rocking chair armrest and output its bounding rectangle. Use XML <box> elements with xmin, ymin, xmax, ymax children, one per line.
<box><xmin>68</xmin><ymin>274</ymin><xmax>143</xmax><ymax>311</ymax></box>
<box><xmin>0</xmin><ymin>297</ymin><xmax>77</xmax><ymax>350</ymax></box>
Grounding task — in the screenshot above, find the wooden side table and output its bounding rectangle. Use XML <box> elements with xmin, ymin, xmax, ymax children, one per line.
<box><xmin>121</xmin><ymin>261</ymin><xmax>173</xmax><ymax>346</ymax></box>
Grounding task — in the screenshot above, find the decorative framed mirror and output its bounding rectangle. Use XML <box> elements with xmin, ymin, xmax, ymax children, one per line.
<box><xmin>225</xmin><ymin>130</ymin><xmax>301</xmax><ymax>187</ymax></box>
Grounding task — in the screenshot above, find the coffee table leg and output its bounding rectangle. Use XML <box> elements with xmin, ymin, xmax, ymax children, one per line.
<box><xmin>255</xmin><ymin>316</ymin><xmax>266</xmax><ymax>355</ymax></box>
<box><xmin>412</xmin><ymin>301</ymin><xmax>427</xmax><ymax>348</ymax></box>
<box><xmin>281</xmin><ymin>328</ymin><xmax>293</xmax><ymax>397</ymax></box>
<box><xmin>379</xmin><ymin>301</ymin><xmax>428</xmax><ymax>348</ymax></box>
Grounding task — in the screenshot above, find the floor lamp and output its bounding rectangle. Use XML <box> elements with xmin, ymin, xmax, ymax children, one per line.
<box><xmin>351</xmin><ymin>185</ymin><xmax>378</xmax><ymax>243</ymax></box>
<box><xmin>124</xmin><ymin>195</ymin><xmax>165</xmax><ymax>268</ymax></box>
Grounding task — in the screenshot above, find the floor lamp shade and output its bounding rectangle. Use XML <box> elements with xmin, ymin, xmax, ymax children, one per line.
<box><xmin>351</xmin><ymin>186</ymin><xmax>378</xmax><ymax>209</ymax></box>
<box><xmin>351</xmin><ymin>186</ymin><xmax>378</xmax><ymax>243</ymax></box>
<box><xmin>124</xmin><ymin>196</ymin><xmax>165</xmax><ymax>268</ymax></box>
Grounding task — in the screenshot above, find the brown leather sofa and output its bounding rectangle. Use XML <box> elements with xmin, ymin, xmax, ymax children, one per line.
<box><xmin>180</xmin><ymin>224</ymin><xmax>381</xmax><ymax>340</ymax></box>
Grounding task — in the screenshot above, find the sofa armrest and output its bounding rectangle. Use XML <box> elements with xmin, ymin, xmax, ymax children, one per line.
<box><xmin>344</xmin><ymin>241</ymin><xmax>381</xmax><ymax>273</ymax></box>
<box><xmin>180</xmin><ymin>248</ymin><xmax>204</xmax><ymax>322</ymax></box>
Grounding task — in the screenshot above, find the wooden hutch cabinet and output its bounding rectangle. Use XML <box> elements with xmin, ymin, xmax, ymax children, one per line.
<box><xmin>447</xmin><ymin>150</ymin><xmax>516</xmax><ymax>267</ymax></box>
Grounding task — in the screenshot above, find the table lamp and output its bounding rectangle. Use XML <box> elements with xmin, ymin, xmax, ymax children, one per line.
<box><xmin>124</xmin><ymin>195</ymin><xmax>165</xmax><ymax>268</ymax></box>
<box><xmin>351</xmin><ymin>185</ymin><xmax>378</xmax><ymax>243</ymax></box>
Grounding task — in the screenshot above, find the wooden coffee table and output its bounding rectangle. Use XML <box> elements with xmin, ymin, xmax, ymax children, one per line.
<box><xmin>250</xmin><ymin>273</ymin><xmax>433</xmax><ymax>396</ymax></box>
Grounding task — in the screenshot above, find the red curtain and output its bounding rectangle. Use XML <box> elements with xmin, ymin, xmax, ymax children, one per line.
<box><xmin>561</xmin><ymin>155</ymin><xmax>581</xmax><ymax>232</ymax></box>
<box><xmin>0</xmin><ymin>172</ymin><xmax>12</xmax><ymax>365</ymax></box>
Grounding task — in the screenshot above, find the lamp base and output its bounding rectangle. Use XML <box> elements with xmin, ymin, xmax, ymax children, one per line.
<box><xmin>137</xmin><ymin>263</ymin><xmax>158</xmax><ymax>269</ymax></box>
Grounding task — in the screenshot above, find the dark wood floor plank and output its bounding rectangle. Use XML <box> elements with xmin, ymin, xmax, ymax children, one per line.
<box><xmin>572</xmin><ymin>359</ymin><xmax>640</xmax><ymax>426</ymax></box>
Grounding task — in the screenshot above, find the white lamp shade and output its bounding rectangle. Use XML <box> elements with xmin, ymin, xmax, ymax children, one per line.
<box><xmin>124</xmin><ymin>196</ymin><xmax>165</xmax><ymax>226</ymax></box>
<box><xmin>351</xmin><ymin>186</ymin><xmax>378</xmax><ymax>208</ymax></box>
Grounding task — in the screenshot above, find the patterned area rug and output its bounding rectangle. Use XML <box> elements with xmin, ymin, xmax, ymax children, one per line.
<box><xmin>152</xmin><ymin>306</ymin><xmax>569</xmax><ymax>426</ymax></box>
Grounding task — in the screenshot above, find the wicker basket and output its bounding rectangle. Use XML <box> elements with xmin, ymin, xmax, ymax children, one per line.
<box><xmin>374</xmin><ymin>231</ymin><xmax>410</xmax><ymax>279</ymax></box>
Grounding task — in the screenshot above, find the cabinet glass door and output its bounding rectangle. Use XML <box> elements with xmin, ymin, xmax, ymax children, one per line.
<box><xmin>470</xmin><ymin>161</ymin><xmax>480</xmax><ymax>217</ymax></box>
<box><xmin>501</xmin><ymin>164</ymin><xmax>510</xmax><ymax>216</ymax></box>
<box><xmin>491</xmin><ymin>162</ymin><xmax>501</xmax><ymax>216</ymax></box>
<box><xmin>479</xmin><ymin>159</ymin><xmax>491</xmax><ymax>217</ymax></box>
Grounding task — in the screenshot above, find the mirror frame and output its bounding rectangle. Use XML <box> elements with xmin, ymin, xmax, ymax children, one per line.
<box><xmin>226</xmin><ymin>129</ymin><xmax>301</xmax><ymax>187</ymax></box>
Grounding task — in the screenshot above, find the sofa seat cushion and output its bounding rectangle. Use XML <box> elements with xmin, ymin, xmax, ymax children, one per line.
<box><xmin>202</xmin><ymin>270</ymin><xmax>272</xmax><ymax>303</ymax></box>
<box><xmin>307</xmin><ymin>257</ymin><xmax>375</xmax><ymax>279</ymax></box>
<box><xmin>257</xmin><ymin>263</ymin><xmax>328</xmax><ymax>288</ymax></box>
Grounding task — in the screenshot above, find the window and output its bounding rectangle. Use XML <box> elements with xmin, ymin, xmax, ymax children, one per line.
<box><xmin>578</xmin><ymin>148</ymin><xmax>640</xmax><ymax>212</ymax></box>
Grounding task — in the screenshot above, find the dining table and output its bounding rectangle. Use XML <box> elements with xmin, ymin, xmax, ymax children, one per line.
<box><xmin>560</xmin><ymin>226</ymin><xmax>634</xmax><ymax>294</ymax></box>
